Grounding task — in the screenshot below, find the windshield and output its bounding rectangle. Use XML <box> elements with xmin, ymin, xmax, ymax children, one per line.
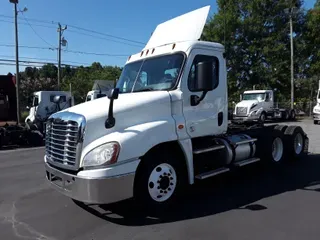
<box><xmin>116</xmin><ymin>53</ymin><xmax>184</xmax><ymax>93</ymax></box>
<box><xmin>243</xmin><ymin>93</ymin><xmax>266</xmax><ymax>101</ymax></box>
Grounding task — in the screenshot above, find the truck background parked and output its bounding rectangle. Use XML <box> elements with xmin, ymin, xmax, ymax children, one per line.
<box><xmin>313</xmin><ymin>81</ymin><xmax>320</xmax><ymax>124</ymax></box>
<box><xmin>233</xmin><ymin>89</ymin><xmax>296</xmax><ymax>123</ymax></box>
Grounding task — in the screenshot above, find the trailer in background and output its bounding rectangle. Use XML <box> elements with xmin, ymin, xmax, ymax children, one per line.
<box><xmin>0</xmin><ymin>75</ymin><xmax>17</xmax><ymax>122</ymax></box>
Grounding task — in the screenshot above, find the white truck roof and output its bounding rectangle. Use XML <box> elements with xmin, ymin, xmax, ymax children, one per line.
<box><xmin>243</xmin><ymin>90</ymin><xmax>273</xmax><ymax>94</ymax></box>
<box><xmin>126</xmin><ymin>5</ymin><xmax>224</xmax><ymax>64</ymax></box>
<box><xmin>144</xmin><ymin>5</ymin><xmax>210</xmax><ymax>50</ymax></box>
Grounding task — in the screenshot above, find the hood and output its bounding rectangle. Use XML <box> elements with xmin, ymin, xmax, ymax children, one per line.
<box><xmin>236</xmin><ymin>100</ymin><xmax>259</xmax><ymax>108</ymax></box>
<box><xmin>62</xmin><ymin>91</ymin><xmax>173</xmax><ymax>147</ymax></box>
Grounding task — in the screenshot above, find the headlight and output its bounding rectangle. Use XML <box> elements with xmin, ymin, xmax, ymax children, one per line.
<box><xmin>314</xmin><ymin>108</ymin><xmax>320</xmax><ymax>113</ymax></box>
<box><xmin>82</xmin><ymin>142</ymin><xmax>120</xmax><ymax>167</ymax></box>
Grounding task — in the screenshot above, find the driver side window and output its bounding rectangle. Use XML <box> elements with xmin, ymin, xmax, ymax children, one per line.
<box><xmin>188</xmin><ymin>55</ymin><xmax>219</xmax><ymax>92</ymax></box>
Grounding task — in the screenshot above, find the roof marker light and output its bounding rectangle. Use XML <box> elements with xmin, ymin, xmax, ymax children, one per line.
<box><xmin>172</xmin><ymin>43</ymin><xmax>176</xmax><ymax>50</ymax></box>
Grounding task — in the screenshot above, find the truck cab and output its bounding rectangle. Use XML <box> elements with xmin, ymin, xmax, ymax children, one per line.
<box><xmin>85</xmin><ymin>90</ymin><xmax>108</xmax><ymax>102</ymax></box>
<box><xmin>25</xmin><ymin>91</ymin><xmax>74</xmax><ymax>124</ymax></box>
<box><xmin>233</xmin><ymin>90</ymin><xmax>274</xmax><ymax>123</ymax></box>
<box><xmin>313</xmin><ymin>89</ymin><xmax>320</xmax><ymax>124</ymax></box>
<box><xmin>44</xmin><ymin>6</ymin><xmax>308</xmax><ymax>208</ymax></box>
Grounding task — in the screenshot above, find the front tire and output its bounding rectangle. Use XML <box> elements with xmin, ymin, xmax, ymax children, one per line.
<box><xmin>134</xmin><ymin>149</ymin><xmax>187</xmax><ymax>209</ymax></box>
<box><xmin>259</xmin><ymin>112</ymin><xmax>266</xmax><ymax>124</ymax></box>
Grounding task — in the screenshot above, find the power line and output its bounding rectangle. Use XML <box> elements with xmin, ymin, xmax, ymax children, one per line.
<box><xmin>18</xmin><ymin>10</ymin><xmax>55</xmax><ymax>48</ymax></box>
<box><xmin>0</xmin><ymin>19</ymin><xmax>57</xmax><ymax>29</ymax></box>
<box><xmin>0</xmin><ymin>18</ymin><xmax>143</xmax><ymax>48</ymax></box>
<box><xmin>0</xmin><ymin>44</ymin><xmax>129</xmax><ymax>56</ymax></box>
<box><xmin>67</xmin><ymin>29</ymin><xmax>143</xmax><ymax>48</ymax></box>
<box><xmin>0</xmin><ymin>58</ymin><xmax>85</xmax><ymax>67</ymax></box>
<box><xmin>0</xmin><ymin>14</ymin><xmax>145</xmax><ymax>45</ymax></box>
<box><xmin>63</xmin><ymin>49</ymin><xmax>128</xmax><ymax>56</ymax></box>
<box><xmin>0</xmin><ymin>55</ymin><xmax>90</xmax><ymax>65</ymax></box>
<box><xmin>66</xmin><ymin>24</ymin><xmax>145</xmax><ymax>45</ymax></box>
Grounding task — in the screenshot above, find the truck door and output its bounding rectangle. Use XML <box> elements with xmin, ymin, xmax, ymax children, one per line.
<box><xmin>28</xmin><ymin>94</ymin><xmax>39</xmax><ymax>122</ymax></box>
<box><xmin>181</xmin><ymin>48</ymin><xmax>228</xmax><ymax>138</ymax></box>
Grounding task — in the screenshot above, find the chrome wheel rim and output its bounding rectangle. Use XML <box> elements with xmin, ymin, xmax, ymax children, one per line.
<box><xmin>148</xmin><ymin>163</ymin><xmax>177</xmax><ymax>202</ymax></box>
<box><xmin>294</xmin><ymin>133</ymin><xmax>303</xmax><ymax>155</ymax></box>
<box><xmin>272</xmin><ymin>137</ymin><xmax>284</xmax><ymax>162</ymax></box>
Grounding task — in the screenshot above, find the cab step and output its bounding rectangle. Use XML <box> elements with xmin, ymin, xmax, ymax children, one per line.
<box><xmin>233</xmin><ymin>157</ymin><xmax>260</xmax><ymax>167</ymax></box>
<box><xmin>195</xmin><ymin>167</ymin><xmax>230</xmax><ymax>180</ymax></box>
<box><xmin>193</xmin><ymin>145</ymin><xmax>225</xmax><ymax>155</ymax></box>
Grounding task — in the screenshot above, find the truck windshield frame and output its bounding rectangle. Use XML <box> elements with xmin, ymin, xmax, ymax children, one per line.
<box><xmin>243</xmin><ymin>93</ymin><xmax>266</xmax><ymax>101</ymax></box>
<box><xmin>116</xmin><ymin>52</ymin><xmax>186</xmax><ymax>93</ymax></box>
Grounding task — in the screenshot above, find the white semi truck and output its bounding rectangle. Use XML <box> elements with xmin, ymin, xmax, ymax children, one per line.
<box><xmin>313</xmin><ymin>83</ymin><xmax>320</xmax><ymax>124</ymax></box>
<box><xmin>233</xmin><ymin>90</ymin><xmax>296</xmax><ymax>123</ymax></box>
<box><xmin>44</xmin><ymin>6</ymin><xmax>309</xmax><ymax>208</ymax></box>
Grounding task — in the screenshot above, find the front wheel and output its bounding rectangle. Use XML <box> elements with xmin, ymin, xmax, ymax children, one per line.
<box><xmin>259</xmin><ymin>112</ymin><xmax>266</xmax><ymax>123</ymax></box>
<box><xmin>134</xmin><ymin>149</ymin><xmax>187</xmax><ymax>209</ymax></box>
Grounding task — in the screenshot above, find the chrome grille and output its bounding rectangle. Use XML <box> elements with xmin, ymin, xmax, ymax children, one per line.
<box><xmin>236</xmin><ymin>107</ymin><xmax>248</xmax><ymax>116</ymax></box>
<box><xmin>45</xmin><ymin>112</ymin><xmax>86</xmax><ymax>170</ymax></box>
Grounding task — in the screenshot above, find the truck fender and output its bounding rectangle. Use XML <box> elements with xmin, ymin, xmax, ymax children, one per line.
<box><xmin>81</xmin><ymin>120</ymin><xmax>177</xmax><ymax>164</ymax></box>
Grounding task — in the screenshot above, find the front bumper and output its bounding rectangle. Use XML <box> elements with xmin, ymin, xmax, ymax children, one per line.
<box><xmin>313</xmin><ymin>113</ymin><xmax>320</xmax><ymax>120</ymax></box>
<box><xmin>45</xmin><ymin>162</ymin><xmax>136</xmax><ymax>204</ymax></box>
<box><xmin>232</xmin><ymin>114</ymin><xmax>259</xmax><ymax>122</ymax></box>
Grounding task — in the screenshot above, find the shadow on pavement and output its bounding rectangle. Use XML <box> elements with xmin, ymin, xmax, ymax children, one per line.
<box><xmin>74</xmin><ymin>154</ymin><xmax>320</xmax><ymax>226</ymax></box>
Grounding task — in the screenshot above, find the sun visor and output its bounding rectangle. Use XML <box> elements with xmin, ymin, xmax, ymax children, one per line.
<box><xmin>143</xmin><ymin>5</ymin><xmax>210</xmax><ymax>50</ymax></box>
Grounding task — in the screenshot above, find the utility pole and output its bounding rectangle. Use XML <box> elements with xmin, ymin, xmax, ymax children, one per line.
<box><xmin>284</xmin><ymin>5</ymin><xmax>297</xmax><ymax>110</ymax></box>
<box><xmin>57</xmin><ymin>23</ymin><xmax>67</xmax><ymax>91</ymax></box>
<box><xmin>9</xmin><ymin>0</ymin><xmax>26</xmax><ymax>123</ymax></box>
<box><xmin>289</xmin><ymin>12</ymin><xmax>294</xmax><ymax>110</ymax></box>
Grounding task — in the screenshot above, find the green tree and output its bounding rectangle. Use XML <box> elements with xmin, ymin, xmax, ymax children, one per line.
<box><xmin>202</xmin><ymin>0</ymin><xmax>306</xmax><ymax>104</ymax></box>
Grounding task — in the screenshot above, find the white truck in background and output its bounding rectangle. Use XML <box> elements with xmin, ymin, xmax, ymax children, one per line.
<box><xmin>44</xmin><ymin>6</ymin><xmax>309</xmax><ymax>209</ymax></box>
<box><xmin>313</xmin><ymin>82</ymin><xmax>320</xmax><ymax>124</ymax></box>
<box><xmin>233</xmin><ymin>89</ymin><xmax>296</xmax><ymax>123</ymax></box>
<box><xmin>25</xmin><ymin>91</ymin><xmax>74</xmax><ymax>133</ymax></box>
<box><xmin>85</xmin><ymin>80</ymin><xmax>115</xmax><ymax>102</ymax></box>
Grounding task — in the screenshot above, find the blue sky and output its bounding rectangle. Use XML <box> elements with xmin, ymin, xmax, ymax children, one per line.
<box><xmin>0</xmin><ymin>0</ymin><xmax>316</xmax><ymax>75</ymax></box>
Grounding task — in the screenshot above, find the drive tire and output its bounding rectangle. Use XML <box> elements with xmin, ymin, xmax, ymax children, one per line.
<box><xmin>290</xmin><ymin>110</ymin><xmax>296</xmax><ymax>120</ymax></box>
<box><xmin>274</xmin><ymin>125</ymin><xmax>288</xmax><ymax>133</ymax></box>
<box><xmin>134</xmin><ymin>148</ymin><xmax>187</xmax><ymax>211</ymax></box>
<box><xmin>258</xmin><ymin>129</ymin><xmax>286</xmax><ymax>165</ymax></box>
<box><xmin>284</xmin><ymin>126</ymin><xmax>307</xmax><ymax>161</ymax></box>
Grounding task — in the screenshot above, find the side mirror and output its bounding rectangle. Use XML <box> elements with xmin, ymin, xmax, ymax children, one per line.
<box><xmin>26</xmin><ymin>106</ymin><xmax>30</xmax><ymax>110</ymax></box>
<box><xmin>195</xmin><ymin>61</ymin><xmax>214</xmax><ymax>91</ymax></box>
<box><xmin>108</xmin><ymin>88</ymin><xmax>119</xmax><ymax>100</ymax></box>
<box><xmin>53</xmin><ymin>95</ymin><xmax>61</xmax><ymax>104</ymax></box>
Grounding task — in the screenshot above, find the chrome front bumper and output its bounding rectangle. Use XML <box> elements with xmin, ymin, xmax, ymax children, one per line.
<box><xmin>232</xmin><ymin>114</ymin><xmax>259</xmax><ymax>122</ymax></box>
<box><xmin>45</xmin><ymin>162</ymin><xmax>136</xmax><ymax>204</ymax></box>
<box><xmin>313</xmin><ymin>113</ymin><xmax>320</xmax><ymax>120</ymax></box>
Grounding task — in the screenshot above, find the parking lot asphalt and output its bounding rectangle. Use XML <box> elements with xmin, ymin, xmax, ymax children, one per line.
<box><xmin>0</xmin><ymin>119</ymin><xmax>319</xmax><ymax>240</ymax></box>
